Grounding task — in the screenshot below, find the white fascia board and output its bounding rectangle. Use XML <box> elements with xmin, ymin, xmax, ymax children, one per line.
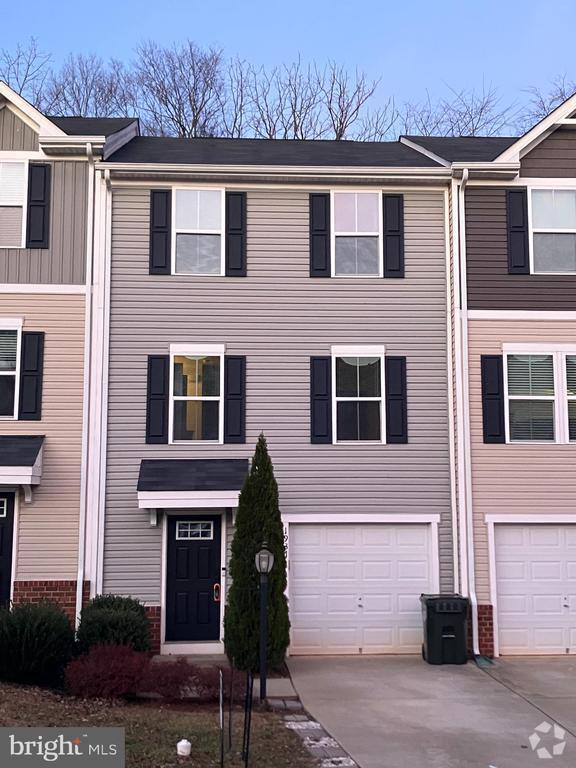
<box><xmin>469</xmin><ymin>309</ymin><xmax>576</xmax><ymax>320</ymax></box>
<box><xmin>282</xmin><ymin>512</ymin><xmax>441</xmax><ymax>524</ymax></box>
<box><xmin>496</xmin><ymin>92</ymin><xmax>576</xmax><ymax>163</ymax></box>
<box><xmin>331</xmin><ymin>344</ymin><xmax>385</xmax><ymax>357</ymax></box>
<box><xmin>39</xmin><ymin>136</ymin><xmax>106</xmax><ymax>156</ymax></box>
<box><xmin>137</xmin><ymin>490</ymin><xmax>240</xmax><ymax>509</ymax></box>
<box><xmin>170</xmin><ymin>343</ymin><xmax>225</xmax><ymax>356</ymax></box>
<box><xmin>0</xmin><ymin>82</ymin><xmax>66</xmax><ymax>138</ymax></box>
<box><xmin>0</xmin><ymin>284</ymin><xmax>86</xmax><ymax>295</ymax></box>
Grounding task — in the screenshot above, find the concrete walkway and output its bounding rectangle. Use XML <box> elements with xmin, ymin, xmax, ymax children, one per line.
<box><xmin>288</xmin><ymin>656</ymin><xmax>576</xmax><ymax>768</ymax></box>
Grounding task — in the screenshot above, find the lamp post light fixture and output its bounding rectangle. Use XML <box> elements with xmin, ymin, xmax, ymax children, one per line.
<box><xmin>255</xmin><ymin>543</ymin><xmax>275</xmax><ymax>702</ymax></box>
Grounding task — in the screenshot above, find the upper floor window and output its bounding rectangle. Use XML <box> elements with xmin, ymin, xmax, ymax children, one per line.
<box><xmin>0</xmin><ymin>327</ymin><xmax>20</xmax><ymax>418</ymax></box>
<box><xmin>332</xmin><ymin>192</ymin><xmax>382</xmax><ymax>277</ymax></box>
<box><xmin>531</xmin><ymin>189</ymin><xmax>576</xmax><ymax>273</ymax></box>
<box><xmin>332</xmin><ymin>345</ymin><xmax>385</xmax><ymax>443</ymax></box>
<box><xmin>505</xmin><ymin>349</ymin><xmax>576</xmax><ymax>443</ymax></box>
<box><xmin>173</xmin><ymin>189</ymin><xmax>225</xmax><ymax>275</ymax></box>
<box><xmin>170</xmin><ymin>345</ymin><xmax>223</xmax><ymax>443</ymax></box>
<box><xmin>0</xmin><ymin>161</ymin><xmax>27</xmax><ymax>248</ymax></box>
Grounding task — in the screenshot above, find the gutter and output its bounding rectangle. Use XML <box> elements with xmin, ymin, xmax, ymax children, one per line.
<box><xmin>456</xmin><ymin>168</ymin><xmax>480</xmax><ymax>656</ymax></box>
<box><xmin>75</xmin><ymin>142</ymin><xmax>95</xmax><ymax>626</ymax></box>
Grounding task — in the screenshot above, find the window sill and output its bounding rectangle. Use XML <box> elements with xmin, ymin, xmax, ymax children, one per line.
<box><xmin>169</xmin><ymin>440</ymin><xmax>223</xmax><ymax>445</ymax></box>
<box><xmin>333</xmin><ymin>440</ymin><xmax>386</xmax><ymax>446</ymax></box>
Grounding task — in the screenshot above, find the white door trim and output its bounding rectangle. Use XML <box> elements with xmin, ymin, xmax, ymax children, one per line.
<box><xmin>160</xmin><ymin>509</ymin><xmax>227</xmax><ymax>655</ymax></box>
<box><xmin>487</xmin><ymin>515</ymin><xmax>576</xmax><ymax>657</ymax></box>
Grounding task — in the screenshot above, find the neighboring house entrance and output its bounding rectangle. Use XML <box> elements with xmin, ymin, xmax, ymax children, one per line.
<box><xmin>0</xmin><ymin>493</ymin><xmax>14</xmax><ymax>607</ymax></box>
<box><xmin>289</xmin><ymin>522</ymin><xmax>435</xmax><ymax>654</ymax></box>
<box><xmin>165</xmin><ymin>514</ymin><xmax>222</xmax><ymax>642</ymax></box>
<box><xmin>495</xmin><ymin>524</ymin><xmax>576</xmax><ymax>655</ymax></box>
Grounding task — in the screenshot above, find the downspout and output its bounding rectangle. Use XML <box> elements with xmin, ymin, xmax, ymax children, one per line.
<box><xmin>458</xmin><ymin>168</ymin><xmax>480</xmax><ymax>656</ymax></box>
<box><xmin>75</xmin><ymin>142</ymin><xmax>95</xmax><ymax>627</ymax></box>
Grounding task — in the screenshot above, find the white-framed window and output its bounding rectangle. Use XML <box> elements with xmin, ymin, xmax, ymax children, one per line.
<box><xmin>172</xmin><ymin>188</ymin><xmax>225</xmax><ymax>276</ymax></box>
<box><xmin>504</xmin><ymin>346</ymin><xmax>576</xmax><ymax>443</ymax></box>
<box><xmin>331</xmin><ymin>191</ymin><xmax>382</xmax><ymax>277</ymax></box>
<box><xmin>0</xmin><ymin>160</ymin><xmax>27</xmax><ymax>249</ymax></box>
<box><xmin>331</xmin><ymin>345</ymin><xmax>385</xmax><ymax>443</ymax></box>
<box><xmin>176</xmin><ymin>520</ymin><xmax>214</xmax><ymax>540</ymax></box>
<box><xmin>0</xmin><ymin>499</ymin><xmax>6</xmax><ymax>518</ymax></box>
<box><xmin>0</xmin><ymin>320</ymin><xmax>22</xmax><ymax>419</ymax></box>
<box><xmin>530</xmin><ymin>188</ymin><xmax>576</xmax><ymax>274</ymax></box>
<box><xmin>169</xmin><ymin>344</ymin><xmax>224</xmax><ymax>443</ymax></box>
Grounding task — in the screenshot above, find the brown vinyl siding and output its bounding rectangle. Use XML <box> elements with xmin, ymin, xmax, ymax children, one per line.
<box><xmin>104</xmin><ymin>186</ymin><xmax>453</xmax><ymax>603</ymax></box>
<box><xmin>0</xmin><ymin>161</ymin><xmax>88</xmax><ymax>285</ymax></box>
<box><xmin>465</xmin><ymin>186</ymin><xmax>576</xmax><ymax>310</ymax></box>
<box><xmin>0</xmin><ymin>108</ymin><xmax>38</xmax><ymax>151</ymax></box>
<box><xmin>521</xmin><ymin>128</ymin><xmax>576</xmax><ymax>177</ymax></box>
<box><xmin>468</xmin><ymin>319</ymin><xmax>576</xmax><ymax>602</ymax></box>
<box><xmin>0</xmin><ymin>294</ymin><xmax>85</xmax><ymax>579</ymax></box>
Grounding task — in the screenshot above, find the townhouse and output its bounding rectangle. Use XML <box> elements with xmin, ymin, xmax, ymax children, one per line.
<box><xmin>0</xmin><ymin>82</ymin><xmax>137</xmax><ymax>621</ymax></box>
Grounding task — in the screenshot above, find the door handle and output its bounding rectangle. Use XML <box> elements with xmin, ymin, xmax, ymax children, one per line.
<box><xmin>213</xmin><ymin>583</ymin><xmax>221</xmax><ymax>603</ymax></box>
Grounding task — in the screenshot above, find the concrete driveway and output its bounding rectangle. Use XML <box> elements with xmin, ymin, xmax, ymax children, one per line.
<box><xmin>288</xmin><ymin>656</ymin><xmax>576</xmax><ymax>768</ymax></box>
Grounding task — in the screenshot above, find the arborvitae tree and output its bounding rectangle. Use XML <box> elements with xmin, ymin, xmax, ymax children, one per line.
<box><xmin>224</xmin><ymin>433</ymin><xmax>290</xmax><ymax>671</ymax></box>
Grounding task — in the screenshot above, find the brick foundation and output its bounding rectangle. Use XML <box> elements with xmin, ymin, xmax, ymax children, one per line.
<box><xmin>12</xmin><ymin>580</ymin><xmax>91</xmax><ymax>624</ymax></box>
<box><xmin>467</xmin><ymin>603</ymin><xmax>494</xmax><ymax>658</ymax></box>
<box><xmin>145</xmin><ymin>606</ymin><xmax>161</xmax><ymax>654</ymax></box>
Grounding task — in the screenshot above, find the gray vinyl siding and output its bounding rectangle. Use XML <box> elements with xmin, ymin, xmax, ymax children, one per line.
<box><xmin>465</xmin><ymin>186</ymin><xmax>576</xmax><ymax>309</ymax></box>
<box><xmin>104</xmin><ymin>187</ymin><xmax>453</xmax><ymax>602</ymax></box>
<box><xmin>0</xmin><ymin>161</ymin><xmax>88</xmax><ymax>284</ymax></box>
<box><xmin>0</xmin><ymin>108</ymin><xmax>38</xmax><ymax>151</ymax></box>
<box><xmin>520</xmin><ymin>128</ymin><xmax>576</xmax><ymax>177</ymax></box>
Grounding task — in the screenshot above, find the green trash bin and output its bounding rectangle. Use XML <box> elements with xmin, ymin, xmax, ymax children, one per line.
<box><xmin>420</xmin><ymin>594</ymin><xmax>469</xmax><ymax>665</ymax></box>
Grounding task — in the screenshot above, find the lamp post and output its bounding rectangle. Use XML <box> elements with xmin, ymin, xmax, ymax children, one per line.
<box><xmin>255</xmin><ymin>543</ymin><xmax>275</xmax><ymax>702</ymax></box>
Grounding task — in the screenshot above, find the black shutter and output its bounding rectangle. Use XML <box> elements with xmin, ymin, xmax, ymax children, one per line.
<box><xmin>310</xmin><ymin>357</ymin><xmax>332</xmax><ymax>443</ymax></box>
<box><xmin>149</xmin><ymin>190</ymin><xmax>171</xmax><ymax>275</ymax></box>
<box><xmin>18</xmin><ymin>332</ymin><xmax>44</xmax><ymax>420</ymax></box>
<box><xmin>25</xmin><ymin>164</ymin><xmax>51</xmax><ymax>249</ymax></box>
<box><xmin>225</xmin><ymin>192</ymin><xmax>247</xmax><ymax>277</ymax></box>
<box><xmin>146</xmin><ymin>355</ymin><xmax>169</xmax><ymax>443</ymax></box>
<box><xmin>385</xmin><ymin>356</ymin><xmax>407</xmax><ymax>443</ymax></box>
<box><xmin>481</xmin><ymin>355</ymin><xmax>506</xmax><ymax>444</ymax></box>
<box><xmin>309</xmin><ymin>193</ymin><xmax>331</xmax><ymax>277</ymax></box>
<box><xmin>506</xmin><ymin>189</ymin><xmax>529</xmax><ymax>274</ymax></box>
<box><xmin>383</xmin><ymin>194</ymin><xmax>404</xmax><ymax>278</ymax></box>
<box><xmin>224</xmin><ymin>356</ymin><xmax>246</xmax><ymax>443</ymax></box>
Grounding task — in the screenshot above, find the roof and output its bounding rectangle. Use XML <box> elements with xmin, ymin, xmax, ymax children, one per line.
<box><xmin>48</xmin><ymin>116</ymin><xmax>137</xmax><ymax>137</ymax></box>
<box><xmin>137</xmin><ymin>459</ymin><xmax>249</xmax><ymax>492</ymax></box>
<box><xmin>106</xmin><ymin>136</ymin><xmax>442</xmax><ymax>167</ymax></box>
<box><xmin>404</xmin><ymin>135</ymin><xmax>519</xmax><ymax>163</ymax></box>
<box><xmin>0</xmin><ymin>436</ymin><xmax>44</xmax><ymax>466</ymax></box>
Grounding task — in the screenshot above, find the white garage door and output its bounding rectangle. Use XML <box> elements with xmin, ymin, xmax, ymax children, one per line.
<box><xmin>289</xmin><ymin>523</ymin><xmax>434</xmax><ymax>655</ymax></box>
<box><xmin>495</xmin><ymin>525</ymin><xmax>576</xmax><ymax>655</ymax></box>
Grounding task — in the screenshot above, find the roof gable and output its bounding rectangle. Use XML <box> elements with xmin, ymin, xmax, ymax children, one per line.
<box><xmin>0</xmin><ymin>81</ymin><xmax>65</xmax><ymax>138</ymax></box>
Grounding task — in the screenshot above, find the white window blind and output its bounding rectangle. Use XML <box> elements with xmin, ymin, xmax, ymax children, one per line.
<box><xmin>0</xmin><ymin>162</ymin><xmax>26</xmax><ymax>206</ymax></box>
<box><xmin>333</xmin><ymin>192</ymin><xmax>381</xmax><ymax>276</ymax></box>
<box><xmin>507</xmin><ymin>354</ymin><xmax>555</xmax><ymax>442</ymax></box>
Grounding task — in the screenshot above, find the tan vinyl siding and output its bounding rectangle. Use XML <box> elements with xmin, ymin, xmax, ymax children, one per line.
<box><xmin>0</xmin><ymin>161</ymin><xmax>88</xmax><ymax>285</ymax></box>
<box><xmin>0</xmin><ymin>294</ymin><xmax>85</xmax><ymax>578</ymax></box>
<box><xmin>469</xmin><ymin>318</ymin><xmax>576</xmax><ymax>601</ymax></box>
<box><xmin>0</xmin><ymin>108</ymin><xmax>38</xmax><ymax>151</ymax></box>
<box><xmin>104</xmin><ymin>187</ymin><xmax>452</xmax><ymax>603</ymax></box>
<box><xmin>521</xmin><ymin>128</ymin><xmax>576</xmax><ymax>177</ymax></box>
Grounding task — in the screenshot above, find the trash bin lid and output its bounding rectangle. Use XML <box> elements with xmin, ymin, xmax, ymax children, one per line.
<box><xmin>420</xmin><ymin>594</ymin><xmax>469</xmax><ymax>613</ymax></box>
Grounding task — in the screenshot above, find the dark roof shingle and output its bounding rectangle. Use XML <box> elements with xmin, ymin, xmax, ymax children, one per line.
<box><xmin>137</xmin><ymin>459</ymin><xmax>249</xmax><ymax>492</ymax></box>
<box><xmin>49</xmin><ymin>116</ymin><xmax>137</xmax><ymax>137</ymax></box>
<box><xmin>403</xmin><ymin>135</ymin><xmax>519</xmax><ymax>163</ymax></box>
<box><xmin>0</xmin><ymin>436</ymin><xmax>44</xmax><ymax>466</ymax></box>
<box><xmin>107</xmin><ymin>136</ymin><xmax>442</xmax><ymax>167</ymax></box>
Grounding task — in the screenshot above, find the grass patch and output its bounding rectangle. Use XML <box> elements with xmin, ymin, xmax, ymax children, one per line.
<box><xmin>0</xmin><ymin>682</ymin><xmax>316</xmax><ymax>767</ymax></box>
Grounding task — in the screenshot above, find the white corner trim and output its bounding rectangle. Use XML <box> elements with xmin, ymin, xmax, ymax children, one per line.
<box><xmin>282</xmin><ymin>512</ymin><xmax>441</xmax><ymax>524</ymax></box>
<box><xmin>331</xmin><ymin>344</ymin><xmax>386</xmax><ymax>357</ymax></box>
<box><xmin>468</xmin><ymin>310</ymin><xmax>576</xmax><ymax>321</ymax></box>
<box><xmin>138</xmin><ymin>489</ymin><xmax>240</xmax><ymax>510</ymax></box>
<box><xmin>0</xmin><ymin>284</ymin><xmax>86</xmax><ymax>295</ymax></box>
<box><xmin>170</xmin><ymin>343</ymin><xmax>225</xmax><ymax>356</ymax></box>
<box><xmin>486</xmin><ymin>513</ymin><xmax>576</xmax><ymax>524</ymax></box>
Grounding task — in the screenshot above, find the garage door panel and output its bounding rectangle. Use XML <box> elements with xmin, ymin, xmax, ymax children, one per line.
<box><xmin>290</xmin><ymin>523</ymin><xmax>433</xmax><ymax>655</ymax></box>
<box><xmin>496</xmin><ymin>524</ymin><xmax>576</xmax><ymax>655</ymax></box>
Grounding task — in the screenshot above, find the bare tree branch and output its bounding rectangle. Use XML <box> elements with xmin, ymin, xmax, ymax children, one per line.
<box><xmin>517</xmin><ymin>75</ymin><xmax>576</xmax><ymax>132</ymax></box>
<box><xmin>0</xmin><ymin>37</ymin><xmax>52</xmax><ymax>108</ymax></box>
<box><xmin>316</xmin><ymin>62</ymin><xmax>380</xmax><ymax>139</ymax></box>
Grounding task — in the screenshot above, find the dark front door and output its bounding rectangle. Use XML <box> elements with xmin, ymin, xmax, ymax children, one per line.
<box><xmin>165</xmin><ymin>514</ymin><xmax>222</xmax><ymax>642</ymax></box>
<box><xmin>0</xmin><ymin>493</ymin><xmax>15</xmax><ymax>607</ymax></box>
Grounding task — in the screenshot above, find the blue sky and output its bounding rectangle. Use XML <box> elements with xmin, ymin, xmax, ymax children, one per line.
<box><xmin>3</xmin><ymin>0</ymin><xmax>575</xmax><ymax>108</ymax></box>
